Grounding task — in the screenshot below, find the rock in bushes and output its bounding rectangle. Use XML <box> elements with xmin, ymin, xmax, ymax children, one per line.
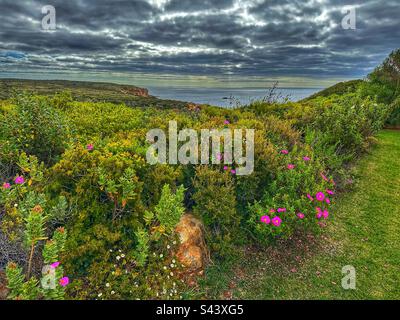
<box><xmin>175</xmin><ymin>214</ymin><xmax>209</xmax><ymax>272</ymax></box>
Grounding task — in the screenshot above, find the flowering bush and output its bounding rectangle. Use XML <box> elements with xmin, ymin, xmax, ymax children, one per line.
<box><xmin>248</xmin><ymin>146</ymin><xmax>334</xmax><ymax>242</ymax></box>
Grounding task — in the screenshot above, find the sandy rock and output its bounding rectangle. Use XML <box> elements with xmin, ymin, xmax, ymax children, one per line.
<box><xmin>175</xmin><ymin>214</ymin><xmax>209</xmax><ymax>272</ymax></box>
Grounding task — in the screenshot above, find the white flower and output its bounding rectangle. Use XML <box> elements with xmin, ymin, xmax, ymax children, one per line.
<box><xmin>163</xmin><ymin>266</ymin><xmax>167</xmax><ymax>270</ymax></box>
<box><xmin>111</xmin><ymin>291</ymin><xmax>115</xmax><ymax>295</ymax></box>
<box><xmin>121</xmin><ymin>254</ymin><xmax>125</xmax><ymax>258</ymax></box>
<box><xmin>170</xmin><ymin>272</ymin><xmax>174</xmax><ymax>276</ymax></box>
<box><xmin>14</xmin><ymin>204</ymin><xmax>18</xmax><ymax>207</ymax></box>
<box><xmin>98</xmin><ymin>293</ymin><xmax>103</xmax><ymax>297</ymax></box>
<box><xmin>109</xmin><ymin>249</ymin><xmax>113</xmax><ymax>252</ymax></box>
<box><xmin>116</xmin><ymin>256</ymin><xmax>121</xmax><ymax>260</ymax></box>
<box><xmin>173</xmin><ymin>241</ymin><xmax>177</xmax><ymax>245</ymax></box>
<box><xmin>170</xmin><ymin>264</ymin><xmax>174</xmax><ymax>268</ymax></box>
<box><xmin>159</xmin><ymin>254</ymin><xmax>163</xmax><ymax>258</ymax></box>
<box><xmin>172</xmin><ymin>259</ymin><xmax>176</xmax><ymax>264</ymax></box>
<box><xmin>106</xmin><ymin>283</ymin><xmax>110</xmax><ymax>287</ymax></box>
<box><xmin>167</xmin><ymin>245</ymin><xmax>171</xmax><ymax>249</ymax></box>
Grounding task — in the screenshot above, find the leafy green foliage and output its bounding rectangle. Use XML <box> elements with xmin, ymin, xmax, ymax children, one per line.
<box><xmin>0</xmin><ymin>93</ymin><xmax>70</xmax><ymax>165</ymax></box>
<box><xmin>154</xmin><ymin>184</ymin><xmax>185</xmax><ymax>232</ymax></box>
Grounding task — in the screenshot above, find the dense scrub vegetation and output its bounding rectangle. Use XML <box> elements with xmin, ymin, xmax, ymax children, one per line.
<box><xmin>0</xmin><ymin>50</ymin><xmax>399</xmax><ymax>300</ymax></box>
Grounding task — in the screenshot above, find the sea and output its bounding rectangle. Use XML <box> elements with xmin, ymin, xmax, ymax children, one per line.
<box><xmin>146</xmin><ymin>87</ymin><xmax>322</xmax><ymax>108</ymax></box>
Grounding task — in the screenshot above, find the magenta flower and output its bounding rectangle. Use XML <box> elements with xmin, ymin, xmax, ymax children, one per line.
<box><xmin>59</xmin><ymin>277</ymin><xmax>69</xmax><ymax>287</ymax></box>
<box><xmin>315</xmin><ymin>192</ymin><xmax>325</xmax><ymax>202</ymax></box>
<box><xmin>320</xmin><ymin>172</ymin><xmax>329</xmax><ymax>182</ymax></box>
<box><xmin>326</xmin><ymin>189</ymin><xmax>334</xmax><ymax>195</ymax></box>
<box><xmin>269</xmin><ymin>209</ymin><xmax>276</xmax><ymax>213</ymax></box>
<box><xmin>307</xmin><ymin>194</ymin><xmax>314</xmax><ymax>201</ymax></box>
<box><xmin>277</xmin><ymin>208</ymin><xmax>286</xmax><ymax>213</ymax></box>
<box><xmin>303</xmin><ymin>156</ymin><xmax>311</xmax><ymax>161</ymax></box>
<box><xmin>14</xmin><ymin>176</ymin><xmax>25</xmax><ymax>185</ymax></box>
<box><xmin>325</xmin><ymin>198</ymin><xmax>331</xmax><ymax>204</ymax></box>
<box><xmin>271</xmin><ymin>216</ymin><xmax>282</xmax><ymax>227</ymax></box>
<box><xmin>224</xmin><ymin>120</ymin><xmax>230</xmax><ymax>125</ymax></box>
<box><xmin>50</xmin><ymin>261</ymin><xmax>60</xmax><ymax>269</ymax></box>
<box><xmin>231</xmin><ymin>169</ymin><xmax>236</xmax><ymax>175</ymax></box>
<box><xmin>2</xmin><ymin>182</ymin><xmax>11</xmax><ymax>189</ymax></box>
<box><xmin>287</xmin><ymin>164</ymin><xmax>295</xmax><ymax>170</ymax></box>
<box><xmin>316</xmin><ymin>207</ymin><xmax>322</xmax><ymax>219</ymax></box>
<box><xmin>297</xmin><ymin>213</ymin><xmax>305</xmax><ymax>219</ymax></box>
<box><xmin>280</xmin><ymin>149</ymin><xmax>289</xmax><ymax>155</ymax></box>
<box><xmin>223</xmin><ymin>166</ymin><xmax>229</xmax><ymax>171</ymax></box>
<box><xmin>322</xmin><ymin>209</ymin><xmax>329</xmax><ymax>219</ymax></box>
<box><xmin>86</xmin><ymin>144</ymin><xmax>94</xmax><ymax>151</ymax></box>
<box><xmin>260</xmin><ymin>215</ymin><xmax>271</xmax><ymax>224</ymax></box>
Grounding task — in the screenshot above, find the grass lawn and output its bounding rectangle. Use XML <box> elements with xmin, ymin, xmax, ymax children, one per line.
<box><xmin>197</xmin><ymin>130</ymin><xmax>400</xmax><ymax>300</ymax></box>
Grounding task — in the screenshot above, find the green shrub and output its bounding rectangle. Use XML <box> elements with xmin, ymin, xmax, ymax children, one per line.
<box><xmin>192</xmin><ymin>166</ymin><xmax>240</xmax><ymax>255</ymax></box>
<box><xmin>0</xmin><ymin>93</ymin><xmax>70</xmax><ymax>165</ymax></box>
<box><xmin>248</xmin><ymin>146</ymin><xmax>332</xmax><ymax>243</ymax></box>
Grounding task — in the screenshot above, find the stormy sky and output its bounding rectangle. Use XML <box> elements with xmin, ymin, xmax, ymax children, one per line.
<box><xmin>0</xmin><ymin>0</ymin><xmax>399</xmax><ymax>87</ymax></box>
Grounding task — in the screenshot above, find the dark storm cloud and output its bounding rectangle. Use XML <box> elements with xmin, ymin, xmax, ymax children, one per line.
<box><xmin>0</xmin><ymin>0</ymin><xmax>399</xmax><ymax>80</ymax></box>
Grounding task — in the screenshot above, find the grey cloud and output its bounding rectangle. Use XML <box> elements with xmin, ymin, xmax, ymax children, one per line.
<box><xmin>0</xmin><ymin>0</ymin><xmax>398</xmax><ymax>80</ymax></box>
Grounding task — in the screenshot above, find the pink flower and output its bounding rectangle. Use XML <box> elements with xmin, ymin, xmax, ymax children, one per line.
<box><xmin>86</xmin><ymin>144</ymin><xmax>94</xmax><ymax>151</ymax></box>
<box><xmin>320</xmin><ymin>172</ymin><xmax>329</xmax><ymax>182</ymax></box>
<box><xmin>277</xmin><ymin>208</ymin><xmax>286</xmax><ymax>213</ymax></box>
<box><xmin>280</xmin><ymin>149</ymin><xmax>289</xmax><ymax>155</ymax></box>
<box><xmin>50</xmin><ymin>261</ymin><xmax>60</xmax><ymax>269</ymax></box>
<box><xmin>271</xmin><ymin>216</ymin><xmax>282</xmax><ymax>227</ymax></box>
<box><xmin>322</xmin><ymin>210</ymin><xmax>329</xmax><ymax>219</ymax></box>
<box><xmin>224</xmin><ymin>120</ymin><xmax>230</xmax><ymax>125</ymax></box>
<box><xmin>325</xmin><ymin>198</ymin><xmax>331</xmax><ymax>204</ymax></box>
<box><xmin>297</xmin><ymin>213</ymin><xmax>305</xmax><ymax>219</ymax></box>
<box><xmin>59</xmin><ymin>277</ymin><xmax>69</xmax><ymax>287</ymax></box>
<box><xmin>287</xmin><ymin>164</ymin><xmax>295</xmax><ymax>170</ymax></box>
<box><xmin>260</xmin><ymin>215</ymin><xmax>271</xmax><ymax>224</ymax></box>
<box><xmin>2</xmin><ymin>182</ymin><xmax>11</xmax><ymax>189</ymax></box>
<box><xmin>326</xmin><ymin>189</ymin><xmax>334</xmax><ymax>195</ymax></box>
<box><xmin>315</xmin><ymin>192</ymin><xmax>325</xmax><ymax>202</ymax></box>
<box><xmin>307</xmin><ymin>194</ymin><xmax>314</xmax><ymax>201</ymax></box>
<box><xmin>231</xmin><ymin>169</ymin><xmax>236</xmax><ymax>175</ymax></box>
<box><xmin>269</xmin><ymin>209</ymin><xmax>276</xmax><ymax>213</ymax></box>
<box><xmin>316</xmin><ymin>207</ymin><xmax>323</xmax><ymax>219</ymax></box>
<box><xmin>14</xmin><ymin>176</ymin><xmax>25</xmax><ymax>185</ymax></box>
<box><xmin>303</xmin><ymin>156</ymin><xmax>311</xmax><ymax>161</ymax></box>
<box><xmin>223</xmin><ymin>166</ymin><xmax>229</xmax><ymax>171</ymax></box>
<box><xmin>216</xmin><ymin>153</ymin><xmax>223</xmax><ymax>161</ymax></box>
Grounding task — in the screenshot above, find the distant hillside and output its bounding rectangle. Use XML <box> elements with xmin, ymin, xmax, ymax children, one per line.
<box><xmin>302</xmin><ymin>79</ymin><xmax>363</xmax><ymax>101</ymax></box>
<box><xmin>0</xmin><ymin>79</ymin><xmax>190</xmax><ymax>109</ymax></box>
